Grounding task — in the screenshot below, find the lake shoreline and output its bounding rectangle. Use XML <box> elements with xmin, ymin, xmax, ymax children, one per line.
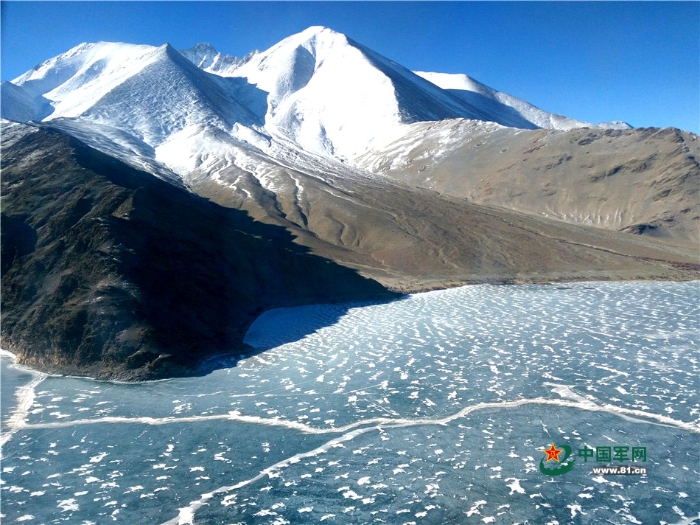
<box><xmin>383</xmin><ymin>272</ymin><xmax>699</xmax><ymax>294</ymax></box>
<box><xmin>3</xmin><ymin>276</ymin><xmax>698</xmax><ymax>383</ymax></box>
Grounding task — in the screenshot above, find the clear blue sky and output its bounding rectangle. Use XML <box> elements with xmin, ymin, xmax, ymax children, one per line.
<box><xmin>1</xmin><ymin>2</ymin><xmax>698</xmax><ymax>133</ymax></box>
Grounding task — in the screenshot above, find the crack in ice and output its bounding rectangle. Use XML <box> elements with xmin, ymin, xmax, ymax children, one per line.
<box><xmin>12</xmin><ymin>396</ymin><xmax>699</xmax><ymax>437</ymax></box>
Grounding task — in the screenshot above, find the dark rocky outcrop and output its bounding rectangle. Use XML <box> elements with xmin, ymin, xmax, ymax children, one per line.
<box><xmin>1</xmin><ymin>126</ymin><xmax>397</xmax><ymax>380</ymax></box>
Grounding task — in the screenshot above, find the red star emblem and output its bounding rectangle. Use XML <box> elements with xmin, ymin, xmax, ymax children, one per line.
<box><xmin>543</xmin><ymin>443</ymin><xmax>563</xmax><ymax>462</ymax></box>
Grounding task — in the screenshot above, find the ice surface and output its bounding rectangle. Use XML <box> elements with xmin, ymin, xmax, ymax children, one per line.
<box><xmin>1</xmin><ymin>281</ymin><xmax>697</xmax><ymax>524</ymax></box>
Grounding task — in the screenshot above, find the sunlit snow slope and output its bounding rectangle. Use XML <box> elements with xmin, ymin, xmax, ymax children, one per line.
<box><xmin>414</xmin><ymin>71</ymin><xmax>593</xmax><ymax>131</ymax></box>
<box><xmin>2</xmin><ymin>26</ymin><xmax>599</xmax><ymax>177</ymax></box>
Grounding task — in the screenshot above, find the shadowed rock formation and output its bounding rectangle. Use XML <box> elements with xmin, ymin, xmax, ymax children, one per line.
<box><xmin>1</xmin><ymin>126</ymin><xmax>397</xmax><ymax>380</ymax></box>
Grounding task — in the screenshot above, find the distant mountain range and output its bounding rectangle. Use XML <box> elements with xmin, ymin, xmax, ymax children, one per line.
<box><xmin>2</xmin><ymin>26</ymin><xmax>698</xmax><ymax>379</ymax></box>
<box><xmin>2</xmin><ymin>27</ymin><xmax>633</xmax><ymax>165</ymax></box>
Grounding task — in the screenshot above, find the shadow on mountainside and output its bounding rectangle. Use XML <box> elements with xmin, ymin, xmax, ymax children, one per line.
<box><xmin>1</xmin><ymin>125</ymin><xmax>400</xmax><ymax>380</ymax></box>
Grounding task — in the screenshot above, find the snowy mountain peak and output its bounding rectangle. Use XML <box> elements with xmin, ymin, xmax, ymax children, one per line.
<box><xmin>226</xmin><ymin>26</ymin><xmax>496</xmax><ymax>159</ymax></box>
<box><xmin>255</xmin><ymin>25</ymin><xmax>351</xmax><ymax>67</ymax></box>
<box><xmin>190</xmin><ymin>42</ymin><xmax>218</xmax><ymax>53</ymax></box>
<box><xmin>293</xmin><ymin>25</ymin><xmax>346</xmax><ymax>43</ymax></box>
<box><xmin>178</xmin><ymin>42</ymin><xmax>254</xmax><ymax>75</ymax></box>
<box><xmin>300</xmin><ymin>25</ymin><xmax>336</xmax><ymax>35</ymax></box>
<box><xmin>1</xmin><ymin>26</ymin><xmax>636</xmax><ymax>179</ymax></box>
<box><xmin>1</xmin><ymin>38</ymin><xmax>269</xmax><ymax>182</ymax></box>
<box><xmin>179</xmin><ymin>42</ymin><xmax>219</xmax><ymax>67</ymax></box>
<box><xmin>598</xmin><ymin>120</ymin><xmax>633</xmax><ymax>130</ymax></box>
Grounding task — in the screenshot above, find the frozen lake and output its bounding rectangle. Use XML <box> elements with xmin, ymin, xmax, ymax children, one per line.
<box><xmin>1</xmin><ymin>281</ymin><xmax>698</xmax><ymax>524</ymax></box>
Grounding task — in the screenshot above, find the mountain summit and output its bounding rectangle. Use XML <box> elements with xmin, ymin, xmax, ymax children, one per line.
<box><xmin>2</xmin><ymin>26</ymin><xmax>608</xmax><ymax>166</ymax></box>
<box><xmin>218</xmin><ymin>26</ymin><xmax>493</xmax><ymax>159</ymax></box>
<box><xmin>178</xmin><ymin>42</ymin><xmax>257</xmax><ymax>75</ymax></box>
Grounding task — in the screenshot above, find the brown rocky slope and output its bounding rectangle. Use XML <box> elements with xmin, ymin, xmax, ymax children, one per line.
<box><xmin>356</xmin><ymin>122</ymin><xmax>700</xmax><ymax>242</ymax></box>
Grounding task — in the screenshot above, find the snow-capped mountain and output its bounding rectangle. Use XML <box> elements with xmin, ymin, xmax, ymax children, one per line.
<box><xmin>218</xmin><ymin>26</ymin><xmax>496</xmax><ymax>160</ymax></box>
<box><xmin>3</xmin><ymin>40</ymin><xmax>275</xmax><ymax>180</ymax></box>
<box><xmin>414</xmin><ymin>71</ymin><xmax>633</xmax><ymax>131</ymax></box>
<box><xmin>178</xmin><ymin>42</ymin><xmax>258</xmax><ymax>75</ymax></box>
<box><xmin>9</xmin><ymin>41</ymin><xmax>262</xmax><ymax>139</ymax></box>
<box><xmin>2</xmin><ymin>26</ymin><xmax>608</xmax><ymax>175</ymax></box>
<box><xmin>3</xmin><ymin>26</ymin><xmax>694</xmax><ymax>245</ymax></box>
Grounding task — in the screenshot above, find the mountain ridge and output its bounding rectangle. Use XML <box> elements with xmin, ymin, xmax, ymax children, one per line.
<box><xmin>2</xmin><ymin>28</ymin><xmax>621</xmax><ymax>157</ymax></box>
<box><xmin>1</xmin><ymin>27</ymin><xmax>653</xmax><ymax>183</ymax></box>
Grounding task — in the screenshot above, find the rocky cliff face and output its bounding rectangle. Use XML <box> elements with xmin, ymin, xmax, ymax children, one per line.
<box><xmin>1</xmin><ymin>125</ymin><xmax>396</xmax><ymax>380</ymax></box>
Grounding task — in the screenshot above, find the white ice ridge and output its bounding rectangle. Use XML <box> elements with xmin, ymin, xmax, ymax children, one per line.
<box><xmin>0</xmin><ymin>366</ymin><xmax>46</xmax><ymax>453</ymax></box>
<box><xmin>0</xmin><ymin>348</ymin><xmax>17</xmax><ymax>358</ymax></box>
<box><xmin>669</xmin><ymin>514</ymin><xmax>700</xmax><ymax>525</ymax></box>
<box><xmin>16</xmin><ymin>396</ymin><xmax>700</xmax><ymax>436</ymax></box>
<box><xmin>161</xmin><ymin>424</ymin><xmax>383</xmax><ymax>525</ymax></box>
<box><xmin>542</xmin><ymin>382</ymin><xmax>592</xmax><ymax>404</ymax></box>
